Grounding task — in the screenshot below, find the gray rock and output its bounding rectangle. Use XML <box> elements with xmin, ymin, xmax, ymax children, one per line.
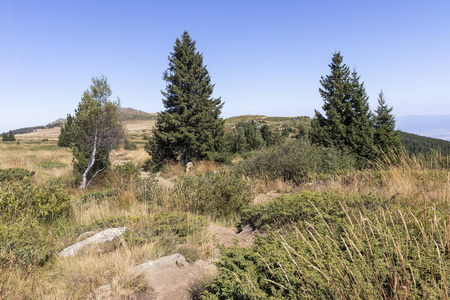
<box><xmin>59</xmin><ymin>227</ymin><xmax>127</xmax><ymax>257</ymax></box>
<box><xmin>95</xmin><ymin>254</ymin><xmax>217</xmax><ymax>300</ymax></box>
<box><xmin>133</xmin><ymin>253</ymin><xmax>188</xmax><ymax>275</ymax></box>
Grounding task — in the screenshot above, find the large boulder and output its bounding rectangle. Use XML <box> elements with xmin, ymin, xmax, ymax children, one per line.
<box><xmin>59</xmin><ymin>227</ymin><xmax>127</xmax><ymax>257</ymax></box>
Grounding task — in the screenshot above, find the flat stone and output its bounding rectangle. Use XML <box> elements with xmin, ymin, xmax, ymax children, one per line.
<box><xmin>133</xmin><ymin>253</ymin><xmax>188</xmax><ymax>275</ymax></box>
<box><xmin>59</xmin><ymin>227</ymin><xmax>128</xmax><ymax>257</ymax></box>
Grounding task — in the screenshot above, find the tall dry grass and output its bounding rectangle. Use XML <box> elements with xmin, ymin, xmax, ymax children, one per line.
<box><xmin>303</xmin><ymin>150</ymin><xmax>450</xmax><ymax>209</ymax></box>
<box><xmin>0</xmin><ymin>142</ymin><xmax>73</xmax><ymax>185</ymax></box>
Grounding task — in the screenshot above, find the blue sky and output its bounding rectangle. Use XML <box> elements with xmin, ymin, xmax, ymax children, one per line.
<box><xmin>1</xmin><ymin>0</ymin><xmax>449</xmax><ymax>133</ymax></box>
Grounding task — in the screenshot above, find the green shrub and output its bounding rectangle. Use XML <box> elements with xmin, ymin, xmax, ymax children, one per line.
<box><xmin>235</xmin><ymin>139</ymin><xmax>356</xmax><ymax>184</ymax></box>
<box><xmin>114</xmin><ymin>161</ymin><xmax>140</xmax><ymax>180</ymax></box>
<box><xmin>124</xmin><ymin>139</ymin><xmax>138</xmax><ymax>150</ymax></box>
<box><xmin>172</xmin><ymin>170</ymin><xmax>254</xmax><ymax>218</ymax></box>
<box><xmin>203</xmin><ymin>192</ymin><xmax>449</xmax><ymax>299</ymax></box>
<box><xmin>0</xmin><ymin>168</ymin><xmax>35</xmax><ymax>182</ymax></box>
<box><xmin>0</xmin><ymin>181</ymin><xmax>71</xmax><ymax>223</ymax></box>
<box><xmin>0</xmin><ymin>219</ymin><xmax>56</xmax><ymax>267</ymax></box>
<box><xmin>241</xmin><ymin>191</ymin><xmax>387</xmax><ymax>230</ymax></box>
<box><xmin>79</xmin><ymin>188</ymin><xmax>116</xmax><ymax>203</ymax></box>
<box><xmin>39</xmin><ymin>161</ymin><xmax>67</xmax><ymax>169</ymax></box>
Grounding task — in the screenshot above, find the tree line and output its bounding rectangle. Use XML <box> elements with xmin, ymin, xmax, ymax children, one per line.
<box><xmin>58</xmin><ymin>31</ymin><xmax>403</xmax><ymax>188</ymax></box>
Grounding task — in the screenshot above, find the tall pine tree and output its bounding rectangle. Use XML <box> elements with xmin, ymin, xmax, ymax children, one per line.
<box><xmin>374</xmin><ymin>90</ymin><xmax>400</xmax><ymax>153</ymax></box>
<box><xmin>147</xmin><ymin>31</ymin><xmax>224</xmax><ymax>165</ymax></box>
<box><xmin>310</xmin><ymin>52</ymin><xmax>375</xmax><ymax>163</ymax></box>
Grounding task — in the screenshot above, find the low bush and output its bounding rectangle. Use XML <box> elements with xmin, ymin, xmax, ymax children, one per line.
<box><xmin>0</xmin><ymin>181</ymin><xmax>71</xmax><ymax>223</ymax></box>
<box><xmin>172</xmin><ymin>170</ymin><xmax>254</xmax><ymax>218</ymax></box>
<box><xmin>203</xmin><ymin>192</ymin><xmax>450</xmax><ymax>299</ymax></box>
<box><xmin>79</xmin><ymin>188</ymin><xmax>116</xmax><ymax>203</ymax></box>
<box><xmin>114</xmin><ymin>161</ymin><xmax>140</xmax><ymax>180</ymax></box>
<box><xmin>38</xmin><ymin>161</ymin><xmax>67</xmax><ymax>169</ymax></box>
<box><xmin>124</xmin><ymin>139</ymin><xmax>138</xmax><ymax>150</ymax></box>
<box><xmin>235</xmin><ymin>139</ymin><xmax>356</xmax><ymax>184</ymax></box>
<box><xmin>0</xmin><ymin>219</ymin><xmax>56</xmax><ymax>267</ymax></box>
<box><xmin>241</xmin><ymin>191</ymin><xmax>387</xmax><ymax>230</ymax></box>
<box><xmin>0</xmin><ymin>168</ymin><xmax>35</xmax><ymax>182</ymax></box>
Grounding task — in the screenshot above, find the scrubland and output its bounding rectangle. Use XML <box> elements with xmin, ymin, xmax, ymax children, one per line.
<box><xmin>1</xmin><ymin>136</ymin><xmax>450</xmax><ymax>299</ymax></box>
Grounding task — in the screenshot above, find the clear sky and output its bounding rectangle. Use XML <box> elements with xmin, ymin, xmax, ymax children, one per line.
<box><xmin>1</xmin><ymin>0</ymin><xmax>449</xmax><ymax>133</ymax></box>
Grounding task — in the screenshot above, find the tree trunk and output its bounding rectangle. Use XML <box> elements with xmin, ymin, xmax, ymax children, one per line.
<box><xmin>79</xmin><ymin>128</ymin><xmax>98</xmax><ymax>189</ymax></box>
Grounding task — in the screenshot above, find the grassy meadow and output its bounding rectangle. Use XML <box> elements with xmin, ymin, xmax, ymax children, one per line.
<box><xmin>1</xmin><ymin>118</ymin><xmax>450</xmax><ymax>299</ymax></box>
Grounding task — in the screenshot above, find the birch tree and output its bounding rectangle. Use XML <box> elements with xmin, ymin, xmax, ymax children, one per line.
<box><xmin>72</xmin><ymin>76</ymin><xmax>124</xmax><ymax>189</ymax></box>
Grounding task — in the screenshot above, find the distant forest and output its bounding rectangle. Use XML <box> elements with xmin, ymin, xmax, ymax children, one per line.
<box><xmin>400</xmin><ymin>131</ymin><xmax>450</xmax><ymax>156</ymax></box>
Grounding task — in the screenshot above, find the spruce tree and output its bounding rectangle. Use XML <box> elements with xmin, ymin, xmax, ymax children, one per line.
<box><xmin>310</xmin><ymin>52</ymin><xmax>375</xmax><ymax>163</ymax></box>
<box><xmin>8</xmin><ymin>130</ymin><xmax>15</xmax><ymax>142</ymax></box>
<box><xmin>310</xmin><ymin>52</ymin><xmax>351</xmax><ymax>150</ymax></box>
<box><xmin>374</xmin><ymin>90</ymin><xmax>400</xmax><ymax>153</ymax></box>
<box><xmin>346</xmin><ymin>69</ymin><xmax>375</xmax><ymax>160</ymax></box>
<box><xmin>1</xmin><ymin>133</ymin><xmax>6</xmax><ymax>142</ymax></box>
<box><xmin>58</xmin><ymin>114</ymin><xmax>74</xmax><ymax>147</ymax></box>
<box><xmin>147</xmin><ymin>31</ymin><xmax>224</xmax><ymax>165</ymax></box>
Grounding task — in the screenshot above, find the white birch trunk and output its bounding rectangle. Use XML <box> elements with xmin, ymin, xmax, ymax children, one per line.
<box><xmin>79</xmin><ymin>128</ymin><xmax>98</xmax><ymax>189</ymax></box>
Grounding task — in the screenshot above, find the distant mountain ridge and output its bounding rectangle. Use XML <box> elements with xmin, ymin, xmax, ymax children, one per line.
<box><xmin>6</xmin><ymin>108</ymin><xmax>157</xmax><ymax>135</ymax></box>
<box><xmin>5</xmin><ymin>109</ymin><xmax>450</xmax><ymax>156</ymax></box>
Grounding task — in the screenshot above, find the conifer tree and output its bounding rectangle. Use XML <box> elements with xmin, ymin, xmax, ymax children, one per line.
<box><xmin>374</xmin><ymin>90</ymin><xmax>400</xmax><ymax>153</ymax></box>
<box><xmin>58</xmin><ymin>114</ymin><xmax>74</xmax><ymax>147</ymax></box>
<box><xmin>1</xmin><ymin>133</ymin><xmax>7</xmax><ymax>142</ymax></box>
<box><xmin>147</xmin><ymin>31</ymin><xmax>224</xmax><ymax>165</ymax></box>
<box><xmin>346</xmin><ymin>69</ymin><xmax>375</xmax><ymax>160</ymax></box>
<box><xmin>7</xmin><ymin>131</ymin><xmax>15</xmax><ymax>142</ymax></box>
<box><xmin>310</xmin><ymin>52</ymin><xmax>375</xmax><ymax>163</ymax></box>
<box><xmin>310</xmin><ymin>52</ymin><xmax>351</xmax><ymax>149</ymax></box>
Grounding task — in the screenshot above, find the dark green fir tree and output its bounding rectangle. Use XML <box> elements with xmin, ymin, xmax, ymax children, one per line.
<box><xmin>374</xmin><ymin>90</ymin><xmax>400</xmax><ymax>153</ymax></box>
<box><xmin>7</xmin><ymin>130</ymin><xmax>15</xmax><ymax>142</ymax></box>
<box><xmin>147</xmin><ymin>31</ymin><xmax>225</xmax><ymax>165</ymax></box>
<box><xmin>1</xmin><ymin>132</ymin><xmax>7</xmax><ymax>142</ymax></box>
<box><xmin>310</xmin><ymin>52</ymin><xmax>375</xmax><ymax>164</ymax></box>
<box><xmin>58</xmin><ymin>114</ymin><xmax>74</xmax><ymax>147</ymax></box>
<box><xmin>346</xmin><ymin>68</ymin><xmax>375</xmax><ymax>160</ymax></box>
<box><xmin>310</xmin><ymin>52</ymin><xmax>351</xmax><ymax>150</ymax></box>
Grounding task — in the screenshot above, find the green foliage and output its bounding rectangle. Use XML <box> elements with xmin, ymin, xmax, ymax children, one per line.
<box><xmin>374</xmin><ymin>90</ymin><xmax>401</xmax><ymax>153</ymax></box>
<box><xmin>147</xmin><ymin>31</ymin><xmax>225</xmax><ymax>166</ymax></box>
<box><xmin>235</xmin><ymin>139</ymin><xmax>356</xmax><ymax>184</ymax></box>
<box><xmin>400</xmin><ymin>131</ymin><xmax>450</xmax><ymax>156</ymax></box>
<box><xmin>126</xmin><ymin>212</ymin><xmax>207</xmax><ymax>246</ymax></box>
<box><xmin>0</xmin><ymin>168</ymin><xmax>35</xmax><ymax>182</ymax></box>
<box><xmin>123</xmin><ymin>138</ymin><xmax>138</xmax><ymax>150</ymax></box>
<box><xmin>310</xmin><ymin>52</ymin><xmax>375</xmax><ymax>164</ymax></box>
<box><xmin>2</xmin><ymin>130</ymin><xmax>16</xmax><ymax>142</ymax></box>
<box><xmin>0</xmin><ymin>180</ymin><xmax>71</xmax><ymax>223</ymax></box>
<box><xmin>39</xmin><ymin>161</ymin><xmax>67</xmax><ymax>169</ymax></box>
<box><xmin>241</xmin><ymin>192</ymin><xmax>385</xmax><ymax>230</ymax></box>
<box><xmin>205</xmin><ymin>192</ymin><xmax>450</xmax><ymax>299</ymax></box>
<box><xmin>79</xmin><ymin>188</ymin><xmax>116</xmax><ymax>204</ymax></box>
<box><xmin>114</xmin><ymin>161</ymin><xmax>140</xmax><ymax>180</ymax></box>
<box><xmin>58</xmin><ymin>114</ymin><xmax>74</xmax><ymax>147</ymax></box>
<box><xmin>225</xmin><ymin>120</ymin><xmax>284</xmax><ymax>155</ymax></box>
<box><xmin>172</xmin><ymin>170</ymin><xmax>254</xmax><ymax>218</ymax></box>
<box><xmin>0</xmin><ymin>219</ymin><xmax>56</xmax><ymax>267</ymax></box>
<box><xmin>72</xmin><ymin>76</ymin><xmax>125</xmax><ymax>188</ymax></box>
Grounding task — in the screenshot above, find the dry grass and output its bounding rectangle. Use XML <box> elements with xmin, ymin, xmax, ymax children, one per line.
<box><xmin>0</xmin><ymin>141</ymin><xmax>73</xmax><ymax>185</ymax></box>
<box><xmin>302</xmin><ymin>151</ymin><xmax>450</xmax><ymax>208</ymax></box>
